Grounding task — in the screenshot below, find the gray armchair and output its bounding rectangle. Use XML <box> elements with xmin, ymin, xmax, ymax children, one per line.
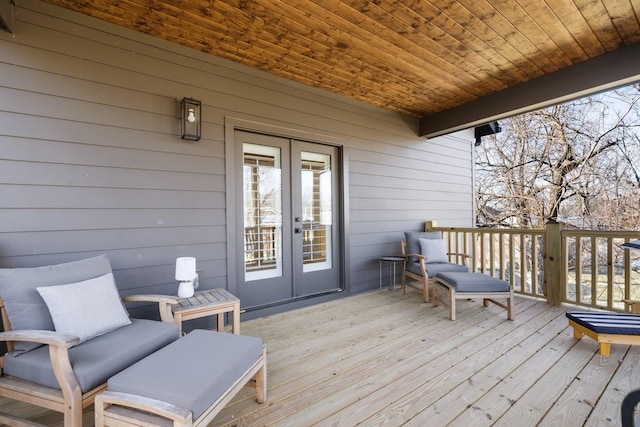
<box><xmin>0</xmin><ymin>255</ymin><xmax>180</xmax><ymax>426</ymax></box>
<box><xmin>401</xmin><ymin>231</ymin><xmax>469</xmax><ymax>302</ymax></box>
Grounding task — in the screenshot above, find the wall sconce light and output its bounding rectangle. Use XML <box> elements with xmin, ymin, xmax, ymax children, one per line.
<box><xmin>180</xmin><ymin>97</ymin><xmax>201</xmax><ymax>141</ymax></box>
<box><xmin>175</xmin><ymin>257</ymin><xmax>198</xmax><ymax>298</ymax></box>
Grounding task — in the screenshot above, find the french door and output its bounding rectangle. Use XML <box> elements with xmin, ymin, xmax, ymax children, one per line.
<box><xmin>235</xmin><ymin>130</ymin><xmax>342</xmax><ymax>309</ymax></box>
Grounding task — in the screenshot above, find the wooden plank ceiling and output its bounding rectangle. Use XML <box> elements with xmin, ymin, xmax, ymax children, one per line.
<box><xmin>41</xmin><ymin>0</ymin><xmax>640</xmax><ymax>130</ymax></box>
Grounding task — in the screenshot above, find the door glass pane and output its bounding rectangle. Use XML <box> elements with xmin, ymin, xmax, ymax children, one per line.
<box><xmin>301</xmin><ymin>151</ymin><xmax>332</xmax><ymax>272</ymax></box>
<box><xmin>243</xmin><ymin>143</ymin><xmax>283</xmax><ymax>280</ymax></box>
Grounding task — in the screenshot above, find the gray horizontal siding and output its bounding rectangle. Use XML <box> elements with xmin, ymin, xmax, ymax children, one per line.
<box><xmin>0</xmin><ymin>209</ymin><xmax>221</xmax><ymax>232</ymax></box>
<box><xmin>0</xmin><ymin>0</ymin><xmax>474</xmax><ymax>312</ymax></box>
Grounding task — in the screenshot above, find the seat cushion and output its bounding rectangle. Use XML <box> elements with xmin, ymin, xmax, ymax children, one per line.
<box><xmin>437</xmin><ymin>272</ymin><xmax>510</xmax><ymax>292</ymax></box>
<box><xmin>3</xmin><ymin>318</ymin><xmax>179</xmax><ymax>392</ymax></box>
<box><xmin>0</xmin><ymin>254</ymin><xmax>113</xmax><ymax>353</ymax></box>
<box><xmin>108</xmin><ymin>329</ymin><xmax>264</xmax><ymax>420</ymax></box>
<box><xmin>566</xmin><ymin>311</ymin><xmax>640</xmax><ymax>335</ymax></box>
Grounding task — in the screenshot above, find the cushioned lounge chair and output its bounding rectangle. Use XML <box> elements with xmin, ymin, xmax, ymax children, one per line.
<box><xmin>401</xmin><ymin>231</ymin><xmax>469</xmax><ymax>302</ymax></box>
<box><xmin>566</xmin><ymin>311</ymin><xmax>640</xmax><ymax>356</ymax></box>
<box><xmin>0</xmin><ymin>255</ymin><xmax>181</xmax><ymax>426</ymax></box>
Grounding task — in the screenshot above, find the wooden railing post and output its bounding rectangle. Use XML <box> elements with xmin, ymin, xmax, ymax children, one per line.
<box><xmin>425</xmin><ymin>221</ymin><xmax>437</xmax><ymax>232</ymax></box>
<box><xmin>544</xmin><ymin>221</ymin><xmax>564</xmax><ymax>305</ymax></box>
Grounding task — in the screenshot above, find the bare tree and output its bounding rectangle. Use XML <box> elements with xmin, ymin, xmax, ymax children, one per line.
<box><xmin>476</xmin><ymin>84</ymin><xmax>640</xmax><ymax>230</ymax></box>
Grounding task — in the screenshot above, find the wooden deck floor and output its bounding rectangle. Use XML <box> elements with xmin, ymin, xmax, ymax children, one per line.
<box><xmin>212</xmin><ymin>289</ymin><xmax>640</xmax><ymax>426</ymax></box>
<box><xmin>1</xmin><ymin>289</ymin><xmax>639</xmax><ymax>426</ymax></box>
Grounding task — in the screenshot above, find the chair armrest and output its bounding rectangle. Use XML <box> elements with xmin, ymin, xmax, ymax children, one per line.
<box><xmin>447</xmin><ymin>252</ymin><xmax>470</xmax><ymax>265</ymax></box>
<box><xmin>0</xmin><ymin>330</ymin><xmax>79</xmax><ymax>348</ymax></box>
<box><xmin>447</xmin><ymin>252</ymin><xmax>469</xmax><ymax>258</ymax></box>
<box><xmin>122</xmin><ymin>294</ymin><xmax>179</xmax><ymax>323</ymax></box>
<box><xmin>401</xmin><ymin>253</ymin><xmax>428</xmax><ymax>277</ymax></box>
<box><xmin>122</xmin><ymin>294</ymin><xmax>179</xmax><ymax>305</ymax></box>
<box><xmin>0</xmin><ymin>330</ymin><xmax>81</xmax><ymax>399</ymax></box>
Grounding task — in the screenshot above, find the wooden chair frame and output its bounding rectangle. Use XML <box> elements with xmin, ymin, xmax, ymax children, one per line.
<box><xmin>0</xmin><ymin>294</ymin><xmax>179</xmax><ymax>427</ymax></box>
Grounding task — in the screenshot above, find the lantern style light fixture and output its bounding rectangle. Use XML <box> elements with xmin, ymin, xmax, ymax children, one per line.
<box><xmin>180</xmin><ymin>97</ymin><xmax>201</xmax><ymax>141</ymax></box>
<box><xmin>175</xmin><ymin>257</ymin><xmax>198</xmax><ymax>298</ymax></box>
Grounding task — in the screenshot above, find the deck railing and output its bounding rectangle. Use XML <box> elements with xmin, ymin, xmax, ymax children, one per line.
<box><xmin>427</xmin><ymin>221</ymin><xmax>640</xmax><ymax>312</ymax></box>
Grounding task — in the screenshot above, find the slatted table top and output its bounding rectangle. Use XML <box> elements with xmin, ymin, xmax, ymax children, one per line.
<box><xmin>172</xmin><ymin>288</ymin><xmax>239</xmax><ymax>313</ymax></box>
<box><xmin>171</xmin><ymin>288</ymin><xmax>241</xmax><ymax>334</ymax></box>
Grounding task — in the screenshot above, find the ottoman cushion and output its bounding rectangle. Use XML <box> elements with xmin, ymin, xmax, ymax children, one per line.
<box><xmin>437</xmin><ymin>272</ymin><xmax>510</xmax><ymax>293</ymax></box>
<box><xmin>107</xmin><ymin>329</ymin><xmax>263</xmax><ymax>420</ymax></box>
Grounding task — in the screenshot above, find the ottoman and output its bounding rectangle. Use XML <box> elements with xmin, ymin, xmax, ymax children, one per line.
<box><xmin>434</xmin><ymin>272</ymin><xmax>515</xmax><ymax>320</ymax></box>
<box><xmin>95</xmin><ymin>329</ymin><xmax>266</xmax><ymax>426</ymax></box>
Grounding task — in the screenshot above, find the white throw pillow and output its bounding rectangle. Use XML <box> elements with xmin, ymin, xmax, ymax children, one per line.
<box><xmin>419</xmin><ymin>238</ymin><xmax>448</xmax><ymax>263</ymax></box>
<box><xmin>37</xmin><ymin>273</ymin><xmax>131</xmax><ymax>344</ymax></box>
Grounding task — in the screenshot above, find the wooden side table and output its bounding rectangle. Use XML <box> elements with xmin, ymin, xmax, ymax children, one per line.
<box><xmin>171</xmin><ymin>288</ymin><xmax>241</xmax><ymax>335</ymax></box>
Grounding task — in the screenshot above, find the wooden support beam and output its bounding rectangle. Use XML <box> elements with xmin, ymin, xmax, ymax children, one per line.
<box><xmin>0</xmin><ymin>0</ymin><xmax>13</xmax><ymax>34</ymax></box>
<box><xmin>419</xmin><ymin>43</ymin><xmax>640</xmax><ymax>138</ymax></box>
